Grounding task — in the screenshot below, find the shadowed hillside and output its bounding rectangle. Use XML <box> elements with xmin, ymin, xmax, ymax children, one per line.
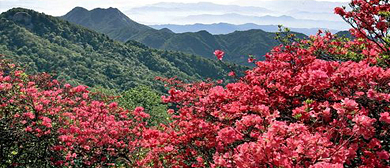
<box><xmin>61</xmin><ymin>7</ymin><xmax>307</xmax><ymax>65</ymax></box>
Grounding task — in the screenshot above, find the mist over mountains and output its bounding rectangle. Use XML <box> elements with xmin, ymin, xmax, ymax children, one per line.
<box><xmin>1</xmin><ymin>0</ymin><xmax>351</xmax><ymax>32</ymax></box>
<box><xmin>124</xmin><ymin>1</ymin><xmax>350</xmax><ymax>31</ymax></box>
<box><xmin>128</xmin><ymin>2</ymin><xmax>273</xmax><ymax>15</ymax></box>
<box><xmin>232</xmin><ymin>0</ymin><xmax>346</xmax><ymax>14</ymax></box>
<box><xmin>173</xmin><ymin>13</ymin><xmax>346</xmax><ymax>30</ymax></box>
<box><xmin>150</xmin><ymin>23</ymin><xmax>339</xmax><ymax>36</ymax></box>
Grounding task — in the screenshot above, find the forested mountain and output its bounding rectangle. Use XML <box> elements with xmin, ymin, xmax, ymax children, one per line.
<box><xmin>0</xmin><ymin>8</ymin><xmax>237</xmax><ymax>91</ymax></box>
<box><xmin>61</xmin><ymin>7</ymin><xmax>154</xmax><ymax>42</ymax></box>
<box><xmin>61</xmin><ymin>7</ymin><xmax>307</xmax><ymax>64</ymax></box>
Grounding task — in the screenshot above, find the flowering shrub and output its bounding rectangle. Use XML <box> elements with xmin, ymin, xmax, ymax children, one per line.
<box><xmin>0</xmin><ymin>57</ymin><xmax>151</xmax><ymax>167</ymax></box>
<box><xmin>143</xmin><ymin>42</ymin><xmax>390</xmax><ymax>167</ymax></box>
<box><xmin>334</xmin><ymin>0</ymin><xmax>390</xmax><ymax>66</ymax></box>
<box><xmin>138</xmin><ymin>1</ymin><xmax>390</xmax><ymax>167</ymax></box>
<box><xmin>274</xmin><ymin>0</ymin><xmax>390</xmax><ymax>67</ymax></box>
<box><xmin>1</xmin><ymin>0</ymin><xmax>390</xmax><ymax>167</ymax></box>
<box><xmin>334</xmin><ymin>0</ymin><xmax>389</xmax><ymax>46</ymax></box>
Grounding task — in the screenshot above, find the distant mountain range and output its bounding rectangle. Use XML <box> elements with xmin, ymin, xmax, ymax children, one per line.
<box><xmin>0</xmin><ymin>0</ymin><xmax>350</xmax><ymax>28</ymax></box>
<box><xmin>127</xmin><ymin>2</ymin><xmax>273</xmax><ymax>17</ymax></box>
<box><xmin>61</xmin><ymin>7</ymin><xmax>308</xmax><ymax>64</ymax></box>
<box><xmin>124</xmin><ymin>1</ymin><xmax>349</xmax><ymax>30</ymax></box>
<box><xmin>231</xmin><ymin>0</ymin><xmax>346</xmax><ymax>14</ymax></box>
<box><xmin>0</xmin><ymin>8</ymin><xmax>237</xmax><ymax>91</ymax></box>
<box><xmin>150</xmin><ymin>23</ymin><xmax>339</xmax><ymax>36</ymax></box>
<box><xmin>177</xmin><ymin>13</ymin><xmax>347</xmax><ymax>30</ymax></box>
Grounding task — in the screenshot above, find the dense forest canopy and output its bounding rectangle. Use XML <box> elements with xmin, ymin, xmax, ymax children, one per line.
<box><xmin>61</xmin><ymin>7</ymin><xmax>307</xmax><ymax>65</ymax></box>
<box><xmin>0</xmin><ymin>8</ymin><xmax>241</xmax><ymax>92</ymax></box>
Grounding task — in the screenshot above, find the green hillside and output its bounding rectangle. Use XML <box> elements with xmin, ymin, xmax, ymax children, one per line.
<box><xmin>61</xmin><ymin>7</ymin><xmax>307</xmax><ymax>65</ymax></box>
<box><xmin>335</xmin><ymin>30</ymin><xmax>353</xmax><ymax>39</ymax></box>
<box><xmin>0</xmin><ymin>8</ymin><xmax>236</xmax><ymax>91</ymax></box>
<box><xmin>61</xmin><ymin>7</ymin><xmax>155</xmax><ymax>42</ymax></box>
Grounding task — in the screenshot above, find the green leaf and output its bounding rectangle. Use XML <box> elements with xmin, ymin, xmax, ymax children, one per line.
<box><xmin>11</xmin><ymin>151</ymin><xmax>17</xmax><ymax>155</ymax></box>
<box><xmin>293</xmin><ymin>114</ymin><xmax>302</xmax><ymax>119</ymax></box>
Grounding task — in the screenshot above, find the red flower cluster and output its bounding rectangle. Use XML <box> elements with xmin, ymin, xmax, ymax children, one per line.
<box><xmin>143</xmin><ymin>6</ymin><xmax>390</xmax><ymax>164</ymax></box>
<box><xmin>335</xmin><ymin>0</ymin><xmax>390</xmax><ymax>57</ymax></box>
<box><xmin>0</xmin><ymin>58</ymin><xmax>152</xmax><ymax>167</ymax></box>
<box><xmin>147</xmin><ymin>42</ymin><xmax>390</xmax><ymax>167</ymax></box>
<box><xmin>2</xmin><ymin>0</ymin><xmax>390</xmax><ymax>167</ymax></box>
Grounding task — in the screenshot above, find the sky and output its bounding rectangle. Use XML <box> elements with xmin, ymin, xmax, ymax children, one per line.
<box><xmin>1</xmin><ymin>0</ymin><xmax>351</xmax><ymax>16</ymax></box>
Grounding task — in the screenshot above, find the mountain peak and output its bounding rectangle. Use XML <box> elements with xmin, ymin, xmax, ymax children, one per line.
<box><xmin>71</xmin><ymin>6</ymin><xmax>88</xmax><ymax>12</ymax></box>
<box><xmin>64</xmin><ymin>7</ymin><xmax>124</xmax><ymax>19</ymax></box>
<box><xmin>63</xmin><ymin>7</ymin><xmax>89</xmax><ymax>20</ymax></box>
<box><xmin>108</xmin><ymin>7</ymin><xmax>118</xmax><ymax>10</ymax></box>
<box><xmin>91</xmin><ymin>7</ymin><xmax>120</xmax><ymax>13</ymax></box>
<box><xmin>159</xmin><ymin>28</ymin><xmax>174</xmax><ymax>34</ymax></box>
<box><xmin>61</xmin><ymin>7</ymin><xmax>153</xmax><ymax>41</ymax></box>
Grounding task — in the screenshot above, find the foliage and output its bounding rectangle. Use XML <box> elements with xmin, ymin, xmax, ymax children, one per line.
<box><xmin>0</xmin><ymin>8</ymin><xmax>237</xmax><ymax>92</ymax></box>
<box><xmin>118</xmin><ymin>86</ymin><xmax>169</xmax><ymax>126</ymax></box>
<box><xmin>60</xmin><ymin>7</ymin><xmax>154</xmax><ymax>42</ymax></box>
<box><xmin>335</xmin><ymin>0</ymin><xmax>389</xmax><ymax>54</ymax></box>
<box><xmin>141</xmin><ymin>44</ymin><xmax>390</xmax><ymax>167</ymax></box>
<box><xmin>276</xmin><ymin>0</ymin><xmax>390</xmax><ymax>67</ymax></box>
<box><xmin>61</xmin><ymin>7</ymin><xmax>307</xmax><ymax>65</ymax></box>
<box><xmin>310</xmin><ymin>0</ymin><xmax>390</xmax><ymax>66</ymax></box>
<box><xmin>137</xmin><ymin>1</ymin><xmax>390</xmax><ymax>167</ymax></box>
<box><xmin>1</xmin><ymin>0</ymin><xmax>390</xmax><ymax>167</ymax></box>
<box><xmin>0</xmin><ymin>56</ymin><xmax>155</xmax><ymax>167</ymax></box>
<box><xmin>88</xmin><ymin>85</ymin><xmax>169</xmax><ymax>127</ymax></box>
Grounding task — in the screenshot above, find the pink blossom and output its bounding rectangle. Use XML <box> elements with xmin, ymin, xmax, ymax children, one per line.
<box><xmin>214</xmin><ymin>50</ymin><xmax>224</xmax><ymax>60</ymax></box>
<box><xmin>379</xmin><ymin>112</ymin><xmax>390</xmax><ymax>124</ymax></box>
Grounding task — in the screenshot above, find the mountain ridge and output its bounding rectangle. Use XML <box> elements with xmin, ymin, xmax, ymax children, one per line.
<box><xmin>61</xmin><ymin>6</ymin><xmax>153</xmax><ymax>41</ymax></box>
<box><xmin>61</xmin><ymin>7</ymin><xmax>308</xmax><ymax>64</ymax></box>
<box><xmin>178</xmin><ymin>13</ymin><xmax>347</xmax><ymax>30</ymax></box>
<box><xmin>0</xmin><ymin>8</ymin><xmax>237</xmax><ymax>91</ymax></box>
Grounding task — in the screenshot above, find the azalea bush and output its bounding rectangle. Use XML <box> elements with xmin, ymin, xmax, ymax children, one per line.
<box><xmin>0</xmin><ymin>56</ymin><xmax>153</xmax><ymax>167</ymax></box>
<box><xmin>333</xmin><ymin>0</ymin><xmax>390</xmax><ymax>66</ymax></box>
<box><xmin>1</xmin><ymin>0</ymin><xmax>390</xmax><ymax>167</ymax></box>
<box><xmin>143</xmin><ymin>43</ymin><xmax>390</xmax><ymax>167</ymax></box>
<box><xmin>139</xmin><ymin>1</ymin><xmax>390</xmax><ymax>167</ymax></box>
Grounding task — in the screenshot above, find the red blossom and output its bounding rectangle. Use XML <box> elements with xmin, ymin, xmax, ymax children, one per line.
<box><xmin>142</xmin><ymin>27</ymin><xmax>390</xmax><ymax>166</ymax></box>
<box><xmin>380</xmin><ymin>112</ymin><xmax>390</xmax><ymax>124</ymax></box>
<box><xmin>334</xmin><ymin>7</ymin><xmax>346</xmax><ymax>16</ymax></box>
<box><xmin>214</xmin><ymin>50</ymin><xmax>225</xmax><ymax>60</ymax></box>
<box><xmin>2</xmin><ymin>0</ymin><xmax>390</xmax><ymax>166</ymax></box>
<box><xmin>228</xmin><ymin>71</ymin><xmax>236</xmax><ymax>77</ymax></box>
<box><xmin>0</xmin><ymin>58</ymin><xmax>152</xmax><ymax>167</ymax></box>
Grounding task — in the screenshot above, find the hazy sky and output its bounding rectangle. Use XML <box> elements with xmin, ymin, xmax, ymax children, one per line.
<box><xmin>1</xmin><ymin>0</ymin><xmax>351</xmax><ymax>16</ymax></box>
